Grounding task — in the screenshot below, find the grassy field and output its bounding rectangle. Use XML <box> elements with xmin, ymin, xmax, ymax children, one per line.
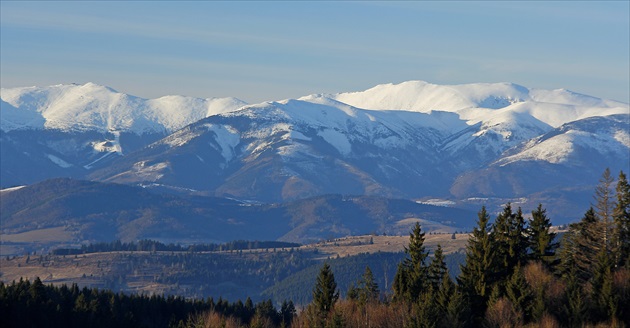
<box><xmin>1</xmin><ymin>226</ymin><xmax>73</xmax><ymax>243</ymax></box>
<box><xmin>303</xmin><ymin>233</ymin><xmax>468</xmax><ymax>259</ymax></box>
<box><xmin>0</xmin><ymin>233</ymin><xmax>468</xmax><ymax>288</ymax></box>
<box><xmin>1</xmin><ymin>226</ymin><xmax>77</xmax><ymax>257</ymax></box>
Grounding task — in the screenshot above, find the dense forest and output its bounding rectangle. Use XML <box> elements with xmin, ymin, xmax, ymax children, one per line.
<box><xmin>1</xmin><ymin>169</ymin><xmax>629</xmax><ymax>327</ymax></box>
<box><xmin>51</xmin><ymin>240</ymin><xmax>302</xmax><ymax>255</ymax></box>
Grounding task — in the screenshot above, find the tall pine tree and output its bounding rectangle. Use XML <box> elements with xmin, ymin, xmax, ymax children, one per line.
<box><xmin>594</xmin><ymin>168</ymin><xmax>615</xmax><ymax>255</ymax></box>
<box><xmin>457</xmin><ymin>206</ymin><xmax>496</xmax><ymax>324</ymax></box>
<box><xmin>557</xmin><ymin>207</ymin><xmax>599</xmax><ymax>282</ymax></box>
<box><xmin>428</xmin><ymin>244</ymin><xmax>448</xmax><ymax>292</ymax></box>
<box><xmin>312</xmin><ymin>263</ymin><xmax>339</xmax><ymax>314</ymax></box>
<box><xmin>527</xmin><ymin>204</ymin><xmax>558</xmax><ymax>269</ymax></box>
<box><xmin>613</xmin><ymin>170</ymin><xmax>630</xmax><ymax>268</ymax></box>
<box><xmin>492</xmin><ymin>203</ymin><xmax>528</xmax><ymax>292</ymax></box>
<box><xmin>505</xmin><ymin>265</ymin><xmax>533</xmax><ymax>323</ymax></box>
<box><xmin>348</xmin><ymin>266</ymin><xmax>379</xmax><ymax>305</ymax></box>
<box><xmin>393</xmin><ymin>222</ymin><xmax>429</xmax><ymax>303</ymax></box>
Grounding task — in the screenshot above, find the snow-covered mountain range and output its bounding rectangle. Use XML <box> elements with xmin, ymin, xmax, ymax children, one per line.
<box><xmin>1</xmin><ymin>81</ymin><xmax>628</xmax><ymax>222</ymax></box>
<box><xmin>1</xmin><ymin>82</ymin><xmax>246</xmax><ymax>133</ymax></box>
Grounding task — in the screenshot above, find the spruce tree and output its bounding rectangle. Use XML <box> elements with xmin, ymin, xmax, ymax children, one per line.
<box><xmin>594</xmin><ymin>168</ymin><xmax>615</xmax><ymax>254</ymax></box>
<box><xmin>435</xmin><ymin>272</ymin><xmax>454</xmax><ymax>316</ymax></box>
<box><xmin>559</xmin><ymin>207</ymin><xmax>599</xmax><ymax>282</ymax></box>
<box><xmin>413</xmin><ymin>287</ymin><xmax>440</xmax><ymax>328</ymax></box>
<box><xmin>527</xmin><ymin>204</ymin><xmax>558</xmax><ymax>269</ymax></box>
<box><xmin>393</xmin><ymin>222</ymin><xmax>430</xmax><ymax>302</ymax></box>
<box><xmin>555</xmin><ymin>226</ymin><xmax>578</xmax><ymax>279</ymax></box>
<box><xmin>392</xmin><ymin>262</ymin><xmax>409</xmax><ymax>302</ymax></box>
<box><xmin>511</xmin><ymin>207</ymin><xmax>529</xmax><ymax>267</ymax></box>
<box><xmin>530</xmin><ymin>282</ymin><xmax>546</xmax><ymax>323</ymax></box>
<box><xmin>561</xmin><ymin>266</ymin><xmax>588</xmax><ymax>326</ymax></box>
<box><xmin>312</xmin><ymin>263</ymin><xmax>339</xmax><ymax>314</ymax></box>
<box><xmin>492</xmin><ymin>203</ymin><xmax>514</xmax><ymax>289</ymax></box>
<box><xmin>442</xmin><ymin>286</ymin><xmax>469</xmax><ymax>328</ymax></box>
<box><xmin>505</xmin><ymin>265</ymin><xmax>533</xmax><ymax>323</ymax></box>
<box><xmin>492</xmin><ymin>204</ymin><xmax>529</xmax><ymax>290</ymax></box>
<box><xmin>350</xmin><ymin>266</ymin><xmax>379</xmax><ymax>305</ymax></box>
<box><xmin>590</xmin><ymin>247</ymin><xmax>616</xmax><ymax>322</ymax></box>
<box><xmin>280</xmin><ymin>300</ymin><xmax>296</xmax><ymax>327</ymax></box>
<box><xmin>428</xmin><ymin>244</ymin><xmax>448</xmax><ymax>291</ymax></box>
<box><xmin>457</xmin><ymin>206</ymin><xmax>496</xmax><ymax>324</ymax></box>
<box><xmin>613</xmin><ymin>170</ymin><xmax>630</xmax><ymax>268</ymax></box>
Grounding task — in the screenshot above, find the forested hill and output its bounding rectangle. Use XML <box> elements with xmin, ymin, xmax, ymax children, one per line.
<box><xmin>1</xmin><ymin>178</ymin><xmax>474</xmax><ymax>255</ymax></box>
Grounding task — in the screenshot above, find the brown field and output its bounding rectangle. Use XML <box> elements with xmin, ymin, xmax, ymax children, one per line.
<box><xmin>1</xmin><ymin>226</ymin><xmax>73</xmax><ymax>243</ymax></box>
<box><xmin>0</xmin><ymin>233</ymin><xmax>469</xmax><ymax>288</ymax></box>
<box><xmin>302</xmin><ymin>233</ymin><xmax>469</xmax><ymax>259</ymax></box>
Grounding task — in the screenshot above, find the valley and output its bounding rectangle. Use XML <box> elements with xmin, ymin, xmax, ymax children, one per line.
<box><xmin>0</xmin><ymin>233</ymin><xmax>469</xmax><ymax>304</ymax></box>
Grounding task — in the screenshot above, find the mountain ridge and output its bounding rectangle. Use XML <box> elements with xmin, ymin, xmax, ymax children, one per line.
<box><xmin>1</xmin><ymin>80</ymin><xmax>627</xmax><ymax>224</ymax></box>
<box><xmin>0</xmin><ymin>82</ymin><xmax>247</xmax><ymax>134</ymax></box>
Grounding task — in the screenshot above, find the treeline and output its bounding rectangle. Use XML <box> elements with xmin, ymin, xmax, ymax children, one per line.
<box><xmin>184</xmin><ymin>169</ymin><xmax>630</xmax><ymax>327</ymax></box>
<box><xmin>52</xmin><ymin>239</ymin><xmax>301</xmax><ymax>255</ymax></box>
<box><xmin>0</xmin><ymin>277</ymin><xmax>294</xmax><ymax>328</ymax></box>
<box><xmin>262</xmin><ymin>251</ymin><xmax>467</xmax><ymax>305</ymax></box>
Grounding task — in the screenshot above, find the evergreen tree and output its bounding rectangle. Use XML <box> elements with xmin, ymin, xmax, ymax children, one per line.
<box><xmin>428</xmin><ymin>244</ymin><xmax>448</xmax><ymax>291</ymax></box>
<box><xmin>561</xmin><ymin>266</ymin><xmax>588</xmax><ymax>326</ymax></box>
<box><xmin>527</xmin><ymin>204</ymin><xmax>558</xmax><ymax>268</ymax></box>
<box><xmin>504</xmin><ymin>265</ymin><xmax>533</xmax><ymax>323</ymax></box>
<box><xmin>457</xmin><ymin>206</ymin><xmax>496</xmax><ymax>324</ymax></box>
<box><xmin>558</xmin><ymin>207</ymin><xmax>599</xmax><ymax>282</ymax></box>
<box><xmin>435</xmin><ymin>272</ymin><xmax>454</xmax><ymax>316</ymax></box>
<box><xmin>348</xmin><ymin>266</ymin><xmax>379</xmax><ymax>305</ymax></box>
<box><xmin>358</xmin><ymin>266</ymin><xmax>379</xmax><ymax>304</ymax></box>
<box><xmin>590</xmin><ymin>247</ymin><xmax>616</xmax><ymax>322</ymax></box>
<box><xmin>412</xmin><ymin>287</ymin><xmax>440</xmax><ymax>328</ymax></box>
<box><xmin>492</xmin><ymin>203</ymin><xmax>513</xmax><ymax>291</ymax></box>
<box><xmin>434</xmin><ymin>272</ymin><xmax>468</xmax><ymax>328</ymax></box>
<box><xmin>555</xmin><ymin>226</ymin><xmax>578</xmax><ymax>279</ymax></box>
<box><xmin>312</xmin><ymin>263</ymin><xmax>339</xmax><ymax>314</ymax></box>
<box><xmin>530</xmin><ymin>282</ymin><xmax>546</xmax><ymax>323</ymax></box>
<box><xmin>492</xmin><ymin>204</ymin><xmax>528</xmax><ymax>290</ymax></box>
<box><xmin>280</xmin><ymin>300</ymin><xmax>295</xmax><ymax>327</ymax></box>
<box><xmin>511</xmin><ymin>207</ymin><xmax>529</xmax><ymax>265</ymax></box>
<box><xmin>393</xmin><ymin>222</ymin><xmax>430</xmax><ymax>302</ymax></box>
<box><xmin>442</xmin><ymin>286</ymin><xmax>469</xmax><ymax>328</ymax></box>
<box><xmin>594</xmin><ymin>168</ymin><xmax>615</xmax><ymax>254</ymax></box>
<box><xmin>392</xmin><ymin>262</ymin><xmax>409</xmax><ymax>302</ymax></box>
<box><xmin>613</xmin><ymin>170</ymin><xmax>630</xmax><ymax>268</ymax></box>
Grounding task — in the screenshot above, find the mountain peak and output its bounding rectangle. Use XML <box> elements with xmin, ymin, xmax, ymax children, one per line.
<box><xmin>1</xmin><ymin>83</ymin><xmax>247</xmax><ymax>134</ymax></box>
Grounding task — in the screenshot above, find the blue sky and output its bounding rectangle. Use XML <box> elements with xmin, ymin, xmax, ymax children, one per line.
<box><xmin>1</xmin><ymin>1</ymin><xmax>628</xmax><ymax>103</ymax></box>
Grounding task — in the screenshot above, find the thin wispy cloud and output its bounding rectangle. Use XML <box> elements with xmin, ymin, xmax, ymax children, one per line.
<box><xmin>1</xmin><ymin>1</ymin><xmax>627</xmax><ymax>103</ymax></box>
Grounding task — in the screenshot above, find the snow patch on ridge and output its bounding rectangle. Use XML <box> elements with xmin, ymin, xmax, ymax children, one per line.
<box><xmin>204</xmin><ymin>124</ymin><xmax>240</xmax><ymax>162</ymax></box>
<box><xmin>614</xmin><ymin>130</ymin><xmax>630</xmax><ymax>147</ymax></box>
<box><xmin>46</xmin><ymin>154</ymin><xmax>73</xmax><ymax>168</ymax></box>
<box><xmin>132</xmin><ymin>161</ymin><xmax>169</xmax><ymax>181</ymax></box>
<box><xmin>318</xmin><ymin>128</ymin><xmax>352</xmax><ymax>155</ymax></box>
<box><xmin>417</xmin><ymin>199</ymin><xmax>456</xmax><ymax>207</ymax></box>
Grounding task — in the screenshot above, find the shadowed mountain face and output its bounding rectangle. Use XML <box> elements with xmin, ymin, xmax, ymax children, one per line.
<box><xmin>0</xmin><ymin>179</ymin><xmax>475</xmax><ymax>250</ymax></box>
<box><xmin>2</xmin><ymin>81</ymin><xmax>628</xmax><ymax>224</ymax></box>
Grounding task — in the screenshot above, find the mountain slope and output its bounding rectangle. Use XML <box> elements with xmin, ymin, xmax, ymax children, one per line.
<box><xmin>89</xmin><ymin>97</ymin><xmax>469</xmax><ymax>200</ymax></box>
<box><xmin>1</xmin><ymin>82</ymin><xmax>247</xmax><ymax>134</ymax></box>
<box><xmin>0</xmin><ymin>179</ymin><xmax>475</xmax><ymax>254</ymax></box>
<box><xmin>330</xmin><ymin>81</ymin><xmax>627</xmax><ymax>170</ymax></box>
<box><xmin>451</xmin><ymin>114</ymin><xmax>630</xmax><ymax>196</ymax></box>
<box><xmin>0</xmin><ymin>83</ymin><xmax>247</xmax><ymax>187</ymax></box>
<box><xmin>330</xmin><ymin>81</ymin><xmax>626</xmax><ymax>124</ymax></box>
